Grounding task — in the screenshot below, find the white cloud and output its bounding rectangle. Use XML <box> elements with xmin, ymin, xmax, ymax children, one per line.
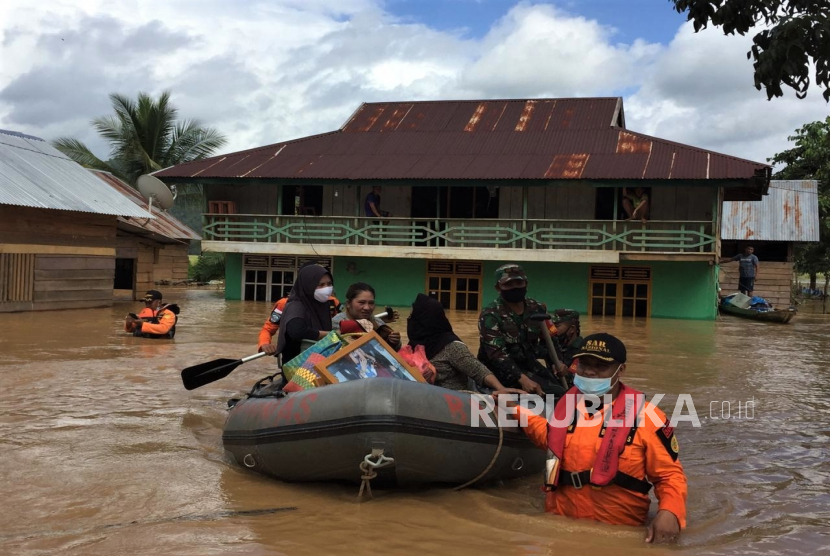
<box><xmin>0</xmin><ymin>0</ymin><xmax>826</xmax><ymax>168</ymax></box>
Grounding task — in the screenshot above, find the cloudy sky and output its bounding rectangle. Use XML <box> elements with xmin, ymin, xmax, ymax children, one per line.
<box><xmin>1</xmin><ymin>0</ymin><xmax>827</xmax><ymax>167</ymax></box>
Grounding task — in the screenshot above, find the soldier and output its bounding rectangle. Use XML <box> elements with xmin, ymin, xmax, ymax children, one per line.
<box><xmin>552</xmin><ymin>309</ymin><xmax>584</xmax><ymax>371</ymax></box>
<box><xmin>477</xmin><ymin>264</ymin><xmax>566</xmax><ymax>397</ymax></box>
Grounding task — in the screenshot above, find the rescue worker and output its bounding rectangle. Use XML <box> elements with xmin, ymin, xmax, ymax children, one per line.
<box><xmin>496</xmin><ymin>333</ymin><xmax>687</xmax><ymax>544</ymax></box>
<box><xmin>125</xmin><ymin>290</ymin><xmax>178</xmax><ymax>339</ymax></box>
<box><xmin>477</xmin><ymin>264</ymin><xmax>565</xmax><ymax>396</ymax></box>
<box><xmin>258</xmin><ymin>294</ymin><xmax>342</xmax><ymax>355</ymax></box>
<box><xmin>551</xmin><ymin>309</ymin><xmax>584</xmax><ymax>371</ymax></box>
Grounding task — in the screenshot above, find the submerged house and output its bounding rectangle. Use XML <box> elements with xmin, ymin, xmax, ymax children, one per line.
<box><xmin>0</xmin><ymin>129</ymin><xmax>150</xmax><ymax>312</ymax></box>
<box><xmin>720</xmin><ymin>180</ymin><xmax>819</xmax><ymax>308</ymax></box>
<box><xmin>155</xmin><ymin>97</ymin><xmax>771</xmax><ymax>320</ymax></box>
<box><xmin>93</xmin><ymin>171</ymin><xmax>200</xmax><ymax>300</ymax></box>
<box><xmin>0</xmin><ymin>129</ymin><xmax>199</xmax><ymax>312</ymax></box>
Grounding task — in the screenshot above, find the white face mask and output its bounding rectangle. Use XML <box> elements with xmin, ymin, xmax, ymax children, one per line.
<box><xmin>314</xmin><ymin>286</ymin><xmax>333</xmax><ymax>303</ymax></box>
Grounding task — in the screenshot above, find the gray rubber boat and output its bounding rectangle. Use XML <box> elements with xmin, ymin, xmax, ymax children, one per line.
<box><xmin>223</xmin><ymin>378</ymin><xmax>544</xmax><ymax>487</ymax></box>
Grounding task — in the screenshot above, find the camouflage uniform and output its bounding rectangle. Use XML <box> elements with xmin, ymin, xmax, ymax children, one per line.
<box><xmin>551</xmin><ymin>309</ymin><xmax>584</xmax><ymax>369</ymax></box>
<box><xmin>477</xmin><ymin>264</ymin><xmax>562</xmax><ymax>394</ymax></box>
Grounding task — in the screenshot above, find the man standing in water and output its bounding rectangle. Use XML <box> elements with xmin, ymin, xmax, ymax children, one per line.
<box><xmin>496</xmin><ymin>333</ymin><xmax>687</xmax><ymax>544</ymax></box>
<box><xmin>124</xmin><ymin>290</ymin><xmax>178</xmax><ymax>339</ymax></box>
<box><xmin>478</xmin><ymin>264</ymin><xmax>566</xmax><ymax>396</ymax></box>
<box><xmin>721</xmin><ymin>245</ymin><xmax>760</xmax><ymax>296</ymax></box>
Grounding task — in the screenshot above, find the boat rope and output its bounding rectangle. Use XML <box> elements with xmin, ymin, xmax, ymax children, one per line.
<box><xmin>453</xmin><ymin>391</ymin><xmax>504</xmax><ymax>491</ymax></box>
<box><xmin>357</xmin><ymin>449</ymin><xmax>395</xmax><ymax>501</ymax></box>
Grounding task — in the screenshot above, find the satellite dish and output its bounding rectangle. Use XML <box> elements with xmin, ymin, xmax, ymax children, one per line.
<box><xmin>137</xmin><ymin>174</ymin><xmax>176</xmax><ymax>212</ymax></box>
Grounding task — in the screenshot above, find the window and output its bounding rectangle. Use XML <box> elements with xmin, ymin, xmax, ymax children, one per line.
<box><xmin>242</xmin><ymin>255</ymin><xmax>332</xmax><ymax>302</ymax></box>
<box><xmin>426</xmin><ymin>260</ymin><xmax>482</xmax><ymax>311</ymax></box>
<box><xmin>589</xmin><ymin>266</ymin><xmax>651</xmax><ymax>317</ymax></box>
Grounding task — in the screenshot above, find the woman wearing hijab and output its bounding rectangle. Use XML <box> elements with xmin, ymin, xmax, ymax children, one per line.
<box><xmin>406</xmin><ymin>294</ymin><xmax>522</xmax><ymax>393</ymax></box>
<box><xmin>276</xmin><ymin>264</ymin><xmax>335</xmax><ymax>363</ymax></box>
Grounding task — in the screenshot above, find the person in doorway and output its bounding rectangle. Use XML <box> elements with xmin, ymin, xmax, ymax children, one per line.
<box><xmin>622</xmin><ymin>187</ymin><xmax>650</xmax><ymax>223</ymax></box>
<box><xmin>551</xmin><ymin>309</ymin><xmax>584</xmax><ymax>372</ymax></box>
<box><xmin>364</xmin><ymin>185</ymin><xmax>390</xmax><ymax>218</ymax></box>
<box><xmin>477</xmin><ymin>264</ymin><xmax>566</xmax><ymax>397</ymax></box>
<box><xmin>720</xmin><ymin>246</ymin><xmax>760</xmax><ymax>296</ymax></box>
<box><xmin>275</xmin><ymin>264</ymin><xmax>335</xmax><ymax>362</ymax></box>
<box><xmin>258</xmin><ymin>293</ymin><xmax>342</xmax><ymax>355</ymax></box>
<box><xmin>331</xmin><ymin>282</ymin><xmax>401</xmax><ymax>349</ymax></box>
<box><xmin>408</xmin><ymin>293</ymin><xmax>526</xmax><ymax>394</ymax></box>
<box><xmin>125</xmin><ymin>290</ymin><xmax>178</xmax><ymax>339</ymax></box>
<box><xmin>495</xmin><ymin>333</ymin><xmax>687</xmax><ymax>544</ymax></box>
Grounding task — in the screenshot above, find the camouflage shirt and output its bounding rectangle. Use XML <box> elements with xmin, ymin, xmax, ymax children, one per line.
<box><xmin>477</xmin><ymin>296</ymin><xmax>552</xmax><ymax>386</ymax></box>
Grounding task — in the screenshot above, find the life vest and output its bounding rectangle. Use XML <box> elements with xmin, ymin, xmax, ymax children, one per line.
<box><xmin>136</xmin><ymin>304</ymin><xmax>179</xmax><ymax>339</ymax></box>
<box><xmin>545</xmin><ymin>384</ymin><xmax>652</xmax><ymax>495</ymax></box>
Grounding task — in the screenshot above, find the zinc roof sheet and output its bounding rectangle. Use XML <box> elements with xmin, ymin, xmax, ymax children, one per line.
<box><xmin>91</xmin><ymin>171</ymin><xmax>200</xmax><ymax>242</ymax></box>
<box><xmin>156</xmin><ymin>98</ymin><xmax>769</xmax><ymax>184</ymax></box>
<box><xmin>0</xmin><ymin>129</ymin><xmax>151</xmax><ymax>218</ymax></box>
<box><xmin>721</xmin><ymin>180</ymin><xmax>820</xmax><ymax>242</ymax></box>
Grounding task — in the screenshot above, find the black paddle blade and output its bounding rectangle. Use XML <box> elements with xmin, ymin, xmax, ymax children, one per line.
<box><xmin>528</xmin><ymin>313</ymin><xmax>551</xmax><ymax>322</ymax></box>
<box><xmin>181</xmin><ymin>358</ymin><xmax>242</xmax><ymax>390</ymax></box>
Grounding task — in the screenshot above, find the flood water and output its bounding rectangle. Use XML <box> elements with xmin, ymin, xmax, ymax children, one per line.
<box><xmin>1</xmin><ymin>288</ymin><xmax>829</xmax><ymax>555</ymax></box>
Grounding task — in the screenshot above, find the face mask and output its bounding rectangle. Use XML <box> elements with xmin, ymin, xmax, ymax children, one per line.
<box><xmin>314</xmin><ymin>286</ymin><xmax>333</xmax><ymax>303</ymax></box>
<box><xmin>574</xmin><ymin>364</ymin><xmax>621</xmax><ymax>396</ymax></box>
<box><xmin>500</xmin><ymin>287</ymin><xmax>527</xmax><ymax>303</ymax></box>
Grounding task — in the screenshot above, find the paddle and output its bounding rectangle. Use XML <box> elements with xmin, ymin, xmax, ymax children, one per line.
<box><xmin>182</xmin><ymin>352</ymin><xmax>270</xmax><ymax>390</ymax></box>
<box><xmin>181</xmin><ymin>308</ymin><xmax>397</xmax><ymax>390</ymax></box>
<box><xmin>529</xmin><ymin>313</ymin><xmax>569</xmax><ymax>389</ymax></box>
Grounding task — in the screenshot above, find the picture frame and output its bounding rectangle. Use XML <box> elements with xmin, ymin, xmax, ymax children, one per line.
<box><xmin>314</xmin><ymin>331</ymin><xmax>426</xmax><ymax>385</ymax></box>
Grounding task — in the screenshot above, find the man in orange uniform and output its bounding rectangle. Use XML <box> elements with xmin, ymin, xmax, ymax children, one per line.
<box><xmin>498</xmin><ymin>333</ymin><xmax>686</xmax><ymax>544</ymax></box>
<box><xmin>125</xmin><ymin>290</ymin><xmax>178</xmax><ymax>339</ymax></box>
<box><xmin>257</xmin><ymin>295</ymin><xmax>342</xmax><ymax>355</ymax></box>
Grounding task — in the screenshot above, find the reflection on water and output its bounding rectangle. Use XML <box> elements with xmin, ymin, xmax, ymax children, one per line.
<box><xmin>1</xmin><ymin>289</ymin><xmax>829</xmax><ymax>555</ymax></box>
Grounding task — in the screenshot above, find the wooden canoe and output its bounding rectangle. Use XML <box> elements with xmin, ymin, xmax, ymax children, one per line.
<box><xmin>719</xmin><ymin>301</ymin><xmax>797</xmax><ymax>323</ymax></box>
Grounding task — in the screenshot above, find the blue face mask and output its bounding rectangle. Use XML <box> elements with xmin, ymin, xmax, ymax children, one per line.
<box><xmin>574</xmin><ymin>364</ymin><xmax>621</xmax><ymax>396</ymax></box>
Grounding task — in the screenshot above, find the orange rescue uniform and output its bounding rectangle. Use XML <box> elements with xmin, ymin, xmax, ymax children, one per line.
<box><xmin>125</xmin><ymin>307</ymin><xmax>155</xmax><ymax>333</ymax></box>
<box><xmin>140</xmin><ymin>307</ymin><xmax>177</xmax><ymax>337</ymax></box>
<box><xmin>257</xmin><ymin>296</ymin><xmax>342</xmax><ymax>351</ymax></box>
<box><xmin>518</xmin><ymin>398</ymin><xmax>687</xmax><ymax>527</ymax></box>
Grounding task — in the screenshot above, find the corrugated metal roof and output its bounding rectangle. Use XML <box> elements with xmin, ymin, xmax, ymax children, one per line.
<box><xmin>721</xmin><ymin>180</ymin><xmax>820</xmax><ymax>241</ymax></box>
<box><xmin>92</xmin><ymin>170</ymin><xmax>200</xmax><ymax>242</ymax></box>
<box><xmin>155</xmin><ymin>98</ymin><xmax>770</xmax><ymax>184</ymax></box>
<box><xmin>0</xmin><ymin>129</ymin><xmax>151</xmax><ymax>218</ymax></box>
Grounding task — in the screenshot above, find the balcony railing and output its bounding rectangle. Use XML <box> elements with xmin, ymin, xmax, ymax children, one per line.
<box><xmin>202</xmin><ymin>214</ymin><xmax>715</xmax><ymax>253</ymax></box>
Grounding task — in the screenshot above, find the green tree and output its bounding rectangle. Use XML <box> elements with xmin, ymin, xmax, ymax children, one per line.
<box><xmin>768</xmin><ymin>116</ymin><xmax>830</xmax><ymax>290</ymax></box>
<box><xmin>53</xmin><ymin>91</ymin><xmax>226</xmax><ymax>186</ymax></box>
<box><xmin>670</xmin><ymin>1</ymin><xmax>830</xmax><ymax>101</ymax></box>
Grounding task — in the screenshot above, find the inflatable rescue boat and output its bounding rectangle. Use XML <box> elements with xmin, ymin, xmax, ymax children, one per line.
<box><xmin>223</xmin><ymin>378</ymin><xmax>544</xmax><ymax>487</ymax></box>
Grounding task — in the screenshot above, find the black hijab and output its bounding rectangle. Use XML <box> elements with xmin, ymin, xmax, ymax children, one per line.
<box><xmin>407</xmin><ymin>293</ymin><xmax>461</xmax><ymax>359</ymax></box>
<box><xmin>276</xmin><ymin>264</ymin><xmax>333</xmax><ymax>354</ymax></box>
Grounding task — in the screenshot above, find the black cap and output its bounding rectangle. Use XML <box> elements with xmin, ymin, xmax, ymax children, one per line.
<box><xmin>144</xmin><ymin>290</ymin><xmax>163</xmax><ymax>302</ymax></box>
<box><xmin>573</xmin><ymin>333</ymin><xmax>626</xmax><ymax>363</ymax></box>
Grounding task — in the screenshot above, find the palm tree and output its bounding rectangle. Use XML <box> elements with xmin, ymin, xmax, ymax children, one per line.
<box><xmin>54</xmin><ymin>91</ymin><xmax>226</xmax><ymax>185</ymax></box>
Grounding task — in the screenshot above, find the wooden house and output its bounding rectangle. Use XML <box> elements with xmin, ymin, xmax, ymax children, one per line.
<box><xmin>156</xmin><ymin>97</ymin><xmax>772</xmax><ymax>320</ymax></box>
<box><xmin>720</xmin><ymin>180</ymin><xmax>820</xmax><ymax>307</ymax></box>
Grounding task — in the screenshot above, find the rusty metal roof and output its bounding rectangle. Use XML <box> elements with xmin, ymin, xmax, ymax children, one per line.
<box><xmin>0</xmin><ymin>129</ymin><xmax>152</xmax><ymax>217</ymax></box>
<box><xmin>721</xmin><ymin>180</ymin><xmax>819</xmax><ymax>242</ymax></box>
<box><xmin>155</xmin><ymin>98</ymin><xmax>770</xmax><ymax>184</ymax></box>
<box><xmin>92</xmin><ymin>170</ymin><xmax>200</xmax><ymax>243</ymax></box>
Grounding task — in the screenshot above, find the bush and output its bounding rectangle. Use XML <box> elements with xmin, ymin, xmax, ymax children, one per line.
<box><xmin>189</xmin><ymin>252</ymin><xmax>225</xmax><ymax>282</ymax></box>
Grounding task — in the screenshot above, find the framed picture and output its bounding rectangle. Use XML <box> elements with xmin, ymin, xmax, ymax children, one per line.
<box><xmin>314</xmin><ymin>331</ymin><xmax>426</xmax><ymax>385</ymax></box>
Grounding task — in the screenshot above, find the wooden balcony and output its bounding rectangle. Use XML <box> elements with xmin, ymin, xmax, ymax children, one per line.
<box><xmin>202</xmin><ymin>215</ymin><xmax>715</xmax><ymax>261</ymax></box>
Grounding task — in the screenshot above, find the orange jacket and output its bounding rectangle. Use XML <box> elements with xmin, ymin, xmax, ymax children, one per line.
<box><xmin>125</xmin><ymin>307</ymin><xmax>155</xmax><ymax>333</ymax></box>
<box><xmin>140</xmin><ymin>307</ymin><xmax>177</xmax><ymax>336</ymax></box>
<box><xmin>518</xmin><ymin>399</ymin><xmax>687</xmax><ymax>527</ymax></box>
<box><xmin>257</xmin><ymin>296</ymin><xmax>342</xmax><ymax>349</ymax></box>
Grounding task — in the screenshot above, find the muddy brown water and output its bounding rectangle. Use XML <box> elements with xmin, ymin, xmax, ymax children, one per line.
<box><xmin>1</xmin><ymin>289</ymin><xmax>829</xmax><ymax>555</ymax></box>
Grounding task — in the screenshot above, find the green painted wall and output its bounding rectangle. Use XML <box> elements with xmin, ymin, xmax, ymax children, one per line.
<box><xmin>482</xmin><ymin>261</ymin><xmax>590</xmax><ymax>312</ymax></box>
<box><xmin>225</xmin><ymin>253</ymin><xmax>242</xmax><ymax>300</ymax></box>
<box><xmin>646</xmin><ymin>261</ymin><xmax>717</xmax><ymax>320</ymax></box>
<box><xmin>332</xmin><ymin>257</ymin><xmax>426</xmax><ymax>307</ymax></box>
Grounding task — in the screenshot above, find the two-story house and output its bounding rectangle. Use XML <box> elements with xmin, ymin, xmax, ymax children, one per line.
<box><xmin>155</xmin><ymin>97</ymin><xmax>770</xmax><ymax>320</ymax></box>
